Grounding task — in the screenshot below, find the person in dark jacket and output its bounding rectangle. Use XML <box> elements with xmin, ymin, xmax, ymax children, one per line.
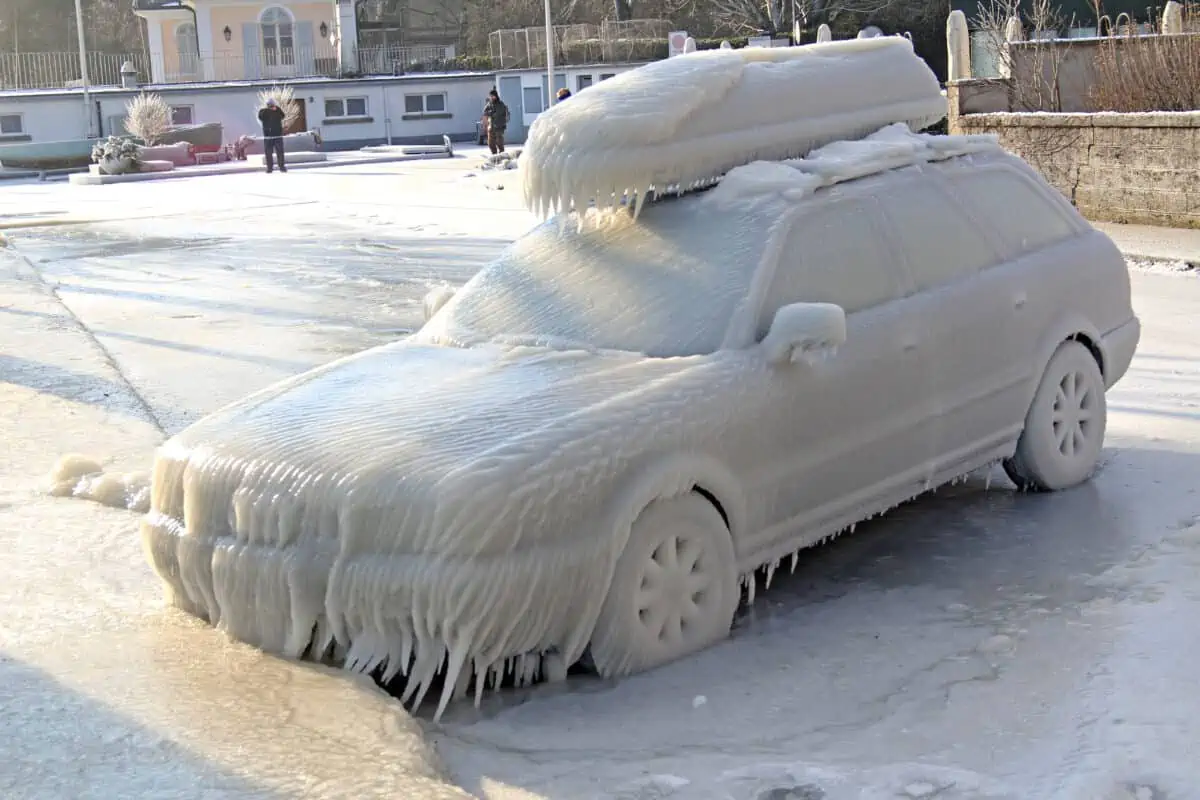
<box><xmin>257</xmin><ymin>98</ymin><xmax>287</xmax><ymax>174</ymax></box>
<box><xmin>482</xmin><ymin>89</ymin><xmax>509</xmax><ymax>155</ymax></box>
<box><xmin>556</xmin><ymin>88</ymin><xmax>571</xmax><ymax>101</ymax></box>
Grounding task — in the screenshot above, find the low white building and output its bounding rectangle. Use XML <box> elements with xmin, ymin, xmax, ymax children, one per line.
<box><xmin>0</xmin><ymin>63</ymin><xmax>644</xmax><ymax>153</ymax></box>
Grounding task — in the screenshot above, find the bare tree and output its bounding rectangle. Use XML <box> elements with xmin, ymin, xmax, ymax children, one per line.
<box><xmin>708</xmin><ymin>0</ymin><xmax>901</xmax><ymax>37</ymax></box>
<box><xmin>973</xmin><ymin>0</ymin><xmax>1074</xmax><ymax>111</ymax></box>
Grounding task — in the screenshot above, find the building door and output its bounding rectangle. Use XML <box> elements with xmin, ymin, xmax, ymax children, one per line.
<box><xmin>285</xmin><ymin>98</ymin><xmax>307</xmax><ymax>134</ymax></box>
<box><xmin>498</xmin><ymin>75</ymin><xmax>524</xmax><ymax>143</ymax></box>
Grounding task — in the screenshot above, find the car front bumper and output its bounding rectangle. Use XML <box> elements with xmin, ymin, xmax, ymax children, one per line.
<box><xmin>1101</xmin><ymin>316</ymin><xmax>1140</xmax><ymax>388</ymax></box>
<box><xmin>141</xmin><ymin>475</ymin><xmax>612</xmax><ymax>713</ymax></box>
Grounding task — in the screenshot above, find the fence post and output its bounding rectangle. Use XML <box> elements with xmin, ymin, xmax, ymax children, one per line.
<box><xmin>1162</xmin><ymin>0</ymin><xmax>1183</xmax><ymax>33</ymax></box>
<box><xmin>947</xmin><ymin>10</ymin><xmax>972</xmax><ymax>81</ymax></box>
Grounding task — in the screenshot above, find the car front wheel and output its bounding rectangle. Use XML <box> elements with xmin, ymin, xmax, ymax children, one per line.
<box><xmin>1004</xmin><ymin>340</ymin><xmax>1107</xmax><ymax>491</ymax></box>
<box><xmin>589</xmin><ymin>492</ymin><xmax>739</xmax><ymax>677</ymax></box>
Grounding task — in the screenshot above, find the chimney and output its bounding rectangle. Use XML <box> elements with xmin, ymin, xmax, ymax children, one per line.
<box><xmin>120</xmin><ymin>61</ymin><xmax>139</xmax><ymax>89</ymax></box>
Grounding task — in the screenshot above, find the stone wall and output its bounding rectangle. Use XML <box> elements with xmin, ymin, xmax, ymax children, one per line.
<box><xmin>951</xmin><ymin>110</ymin><xmax>1200</xmax><ymax>229</ymax></box>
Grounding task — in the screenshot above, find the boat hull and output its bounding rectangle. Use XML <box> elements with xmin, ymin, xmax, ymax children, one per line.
<box><xmin>0</xmin><ymin>139</ymin><xmax>95</xmax><ymax>170</ymax></box>
<box><xmin>157</xmin><ymin>122</ymin><xmax>223</xmax><ymax>150</ymax></box>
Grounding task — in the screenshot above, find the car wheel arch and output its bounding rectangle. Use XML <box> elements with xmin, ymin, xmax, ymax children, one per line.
<box><xmin>565</xmin><ymin>454</ymin><xmax>746</xmax><ymax>665</ymax></box>
<box><xmin>1031</xmin><ymin>316</ymin><xmax>1107</xmax><ymax>394</ymax></box>
<box><xmin>1066</xmin><ymin>331</ymin><xmax>1105</xmax><ymax>380</ymax></box>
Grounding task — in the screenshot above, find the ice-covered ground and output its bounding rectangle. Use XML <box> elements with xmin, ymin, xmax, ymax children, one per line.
<box><xmin>1</xmin><ymin>151</ymin><xmax>1198</xmax><ymax>799</ymax></box>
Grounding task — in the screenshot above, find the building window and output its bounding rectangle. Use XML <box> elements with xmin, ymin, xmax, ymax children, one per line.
<box><xmin>522</xmin><ymin>85</ymin><xmax>542</xmax><ymax>114</ymax></box>
<box><xmin>577</xmin><ymin>74</ymin><xmax>593</xmax><ymax>91</ymax></box>
<box><xmin>169</xmin><ymin>105</ymin><xmax>194</xmax><ymax>125</ymax></box>
<box><xmin>325</xmin><ymin>97</ymin><xmax>368</xmax><ymax>118</ymax></box>
<box><xmin>175</xmin><ymin>22</ymin><xmax>200</xmax><ymax>75</ymax></box>
<box><xmin>261</xmin><ymin>6</ymin><xmax>295</xmax><ymax>67</ymax></box>
<box><xmin>599</xmin><ymin>73</ymin><xmax>616</xmax><ymax>81</ymax></box>
<box><xmin>0</xmin><ymin>113</ymin><xmax>23</xmax><ymax>135</ymax></box>
<box><xmin>404</xmin><ymin>93</ymin><xmax>447</xmax><ymax>114</ymax></box>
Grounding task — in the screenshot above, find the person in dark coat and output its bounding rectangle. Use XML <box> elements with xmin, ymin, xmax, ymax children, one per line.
<box><xmin>257</xmin><ymin>98</ymin><xmax>287</xmax><ymax>174</ymax></box>
<box><xmin>482</xmin><ymin>88</ymin><xmax>509</xmax><ymax>155</ymax></box>
<box><xmin>556</xmin><ymin>88</ymin><xmax>572</xmax><ymax>102</ymax></box>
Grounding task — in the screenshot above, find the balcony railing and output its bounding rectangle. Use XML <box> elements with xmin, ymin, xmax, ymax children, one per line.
<box><xmin>0</xmin><ymin>51</ymin><xmax>148</xmax><ymax>90</ymax></box>
<box><xmin>0</xmin><ymin>44</ymin><xmax>459</xmax><ymax>90</ymax></box>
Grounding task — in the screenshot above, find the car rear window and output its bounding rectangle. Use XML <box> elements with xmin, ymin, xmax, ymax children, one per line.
<box><xmin>947</xmin><ymin>167</ymin><xmax>1077</xmax><ymax>259</ymax></box>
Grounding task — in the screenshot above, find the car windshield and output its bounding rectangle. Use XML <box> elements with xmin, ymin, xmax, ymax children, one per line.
<box><xmin>419</xmin><ymin>196</ymin><xmax>774</xmax><ymax>357</ymax></box>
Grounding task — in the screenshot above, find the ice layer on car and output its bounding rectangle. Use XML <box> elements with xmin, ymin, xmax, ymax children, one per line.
<box><xmin>521</xmin><ymin>35</ymin><xmax>948</xmax><ymax>218</ymax></box>
<box><xmin>142</xmin><ymin>40</ymin><xmax>995</xmax><ymax>721</ymax></box>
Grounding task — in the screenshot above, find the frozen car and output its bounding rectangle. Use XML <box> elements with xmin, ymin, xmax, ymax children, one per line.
<box><xmin>140</xmin><ymin>42</ymin><xmax>1138</xmax><ymax>720</ymax></box>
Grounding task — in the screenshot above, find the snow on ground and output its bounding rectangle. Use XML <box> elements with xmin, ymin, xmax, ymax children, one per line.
<box><xmin>1</xmin><ymin>154</ymin><xmax>1199</xmax><ymax>799</ymax></box>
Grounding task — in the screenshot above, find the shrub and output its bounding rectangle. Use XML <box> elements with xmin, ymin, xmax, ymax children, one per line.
<box><xmin>1088</xmin><ymin>27</ymin><xmax>1200</xmax><ymax>111</ymax></box>
<box><xmin>123</xmin><ymin>92</ymin><xmax>171</xmax><ymax>145</ymax></box>
<box><xmin>256</xmin><ymin>84</ymin><xmax>302</xmax><ymax>128</ymax></box>
<box><xmin>91</xmin><ymin>136</ymin><xmax>142</xmax><ymax>175</ymax></box>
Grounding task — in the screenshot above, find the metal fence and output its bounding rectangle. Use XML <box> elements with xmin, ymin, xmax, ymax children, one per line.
<box><xmin>0</xmin><ymin>44</ymin><xmax>457</xmax><ymax>90</ymax></box>
<box><xmin>0</xmin><ymin>51</ymin><xmax>149</xmax><ymax>90</ymax></box>
<box><xmin>489</xmin><ymin>19</ymin><xmax>672</xmax><ymax>69</ymax></box>
<box><xmin>356</xmin><ymin>44</ymin><xmax>459</xmax><ymax>74</ymax></box>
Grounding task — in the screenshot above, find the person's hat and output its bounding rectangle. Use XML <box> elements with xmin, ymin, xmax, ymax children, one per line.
<box><xmin>266</xmin><ymin>97</ymin><xmax>277</xmax><ymax>106</ymax></box>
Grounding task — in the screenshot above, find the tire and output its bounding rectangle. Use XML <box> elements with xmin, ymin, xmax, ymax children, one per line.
<box><xmin>589</xmin><ymin>492</ymin><xmax>739</xmax><ymax>677</ymax></box>
<box><xmin>1004</xmin><ymin>340</ymin><xmax>1106</xmax><ymax>492</ymax></box>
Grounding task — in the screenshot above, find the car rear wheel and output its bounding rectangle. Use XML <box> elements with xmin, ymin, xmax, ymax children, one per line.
<box><xmin>589</xmin><ymin>493</ymin><xmax>739</xmax><ymax>677</ymax></box>
<box><xmin>1004</xmin><ymin>340</ymin><xmax>1106</xmax><ymax>492</ymax></box>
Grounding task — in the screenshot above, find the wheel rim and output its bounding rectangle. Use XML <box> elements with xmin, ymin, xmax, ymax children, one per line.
<box><xmin>635</xmin><ymin>532</ymin><xmax>718</xmax><ymax>647</ymax></box>
<box><xmin>1051</xmin><ymin>367</ymin><xmax>1098</xmax><ymax>458</ymax></box>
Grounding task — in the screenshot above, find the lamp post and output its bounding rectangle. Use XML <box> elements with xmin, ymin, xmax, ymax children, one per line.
<box><xmin>74</xmin><ymin>0</ymin><xmax>94</xmax><ymax>137</ymax></box>
<box><xmin>545</xmin><ymin>0</ymin><xmax>556</xmax><ymax>107</ymax></box>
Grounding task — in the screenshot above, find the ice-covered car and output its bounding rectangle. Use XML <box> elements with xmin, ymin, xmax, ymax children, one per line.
<box><xmin>141</xmin><ymin>38</ymin><xmax>1138</xmax><ymax>720</ymax></box>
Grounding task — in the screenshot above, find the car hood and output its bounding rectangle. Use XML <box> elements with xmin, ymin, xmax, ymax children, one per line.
<box><xmin>152</xmin><ymin>339</ymin><xmax>701</xmax><ymax>557</ymax></box>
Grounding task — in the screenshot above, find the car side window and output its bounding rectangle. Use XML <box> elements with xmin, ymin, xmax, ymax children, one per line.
<box><xmin>757</xmin><ymin>197</ymin><xmax>897</xmax><ymax>340</ymax></box>
<box><xmin>876</xmin><ymin>177</ymin><xmax>999</xmax><ymax>293</ymax></box>
<box><xmin>948</xmin><ymin>168</ymin><xmax>1077</xmax><ymax>259</ymax></box>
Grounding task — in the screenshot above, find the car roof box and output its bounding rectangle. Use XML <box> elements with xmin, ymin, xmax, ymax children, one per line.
<box><xmin>521</xmin><ymin>36</ymin><xmax>948</xmax><ymax>219</ymax></box>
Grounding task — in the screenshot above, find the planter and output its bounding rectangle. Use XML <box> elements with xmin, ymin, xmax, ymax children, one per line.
<box><xmin>98</xmin><ymin>155</ymin><xmax>138</xmax><ymax>175</ymax></box>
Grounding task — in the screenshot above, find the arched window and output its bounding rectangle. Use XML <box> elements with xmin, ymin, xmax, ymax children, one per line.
<box><xmin>260</xmin><ymin>6</ymin><xmax>295</xmax><ymax>66</ymax></box>
<box><xmin>175</xmin><ymin>22</ymin><xmax>199</xmax><ymax>75</ymax></box>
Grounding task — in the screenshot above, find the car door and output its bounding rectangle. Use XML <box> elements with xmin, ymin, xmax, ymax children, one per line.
<box><xmin>872</xmin><ymin>166</ymin><xmax>1022</xmax><ymax>479</ymax></box>
<box><xmin>940</xmin><ymin>160</ymin><xmax>1087</xmax><ymax>435</ymax></box>
<box><xmin>738</xmin><ymin>184</ymin><xmax>939</xmax><ymax>560</ymax></box>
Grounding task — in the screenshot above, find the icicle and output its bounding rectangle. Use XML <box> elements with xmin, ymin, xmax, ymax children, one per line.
<box><xmin>746</xmin><ymin>572</ymin><xmax>757</xmax><ymax>605</ymax></box>
<box><xmin>791</xmin><ymin>551</ymin><xmax>800</xmax><ymax>573</ymax></box>
<box><xmin>401</xmin><ymin>642</ymin><xmax>442</xmax><ymax>705</ymax></box>
<box><xmin>764</xmin><ymin>559</ymin><xmax>778</xmax><ymax>591</ymax></box>
<box><xmin>435</xmin><ymin>635</ymin><xmax>474</xmax><ymax>719</ymax></box>
<box><xmin>632</xmin><ymin>187</ymin><xmax>649</xmax><ymax>219</ymax></box>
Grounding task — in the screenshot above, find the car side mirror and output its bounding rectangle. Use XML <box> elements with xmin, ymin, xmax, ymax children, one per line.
<box><xmin>423</xmin><ymin>285</ymin><xmax>457</xmax><ymax>323</ymax></box>
<box><xmin>762</xmin><ymin>302</ymin><xmax>847</xmax><ymax>366</ymax></box>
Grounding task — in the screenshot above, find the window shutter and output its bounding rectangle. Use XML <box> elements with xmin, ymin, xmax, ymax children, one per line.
<box><xmin>242</xmin><ymin>23</ymin><xmax>261</xmax><ymax>79</ymax></box>
<box><xmin>295</xmin><ymin>21</ymin><xmax>315</xmax><ymax>76</ymax></box>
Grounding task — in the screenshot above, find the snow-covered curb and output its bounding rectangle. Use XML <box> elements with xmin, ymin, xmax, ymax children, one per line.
<box><xmin>1126</xmin><ymin>256</ymin><xmax>1198</xmax><ymax>275</ymax></box>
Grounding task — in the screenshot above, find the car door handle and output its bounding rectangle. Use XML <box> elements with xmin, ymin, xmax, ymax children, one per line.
<box><xmin>1014</xmin><ymin>292</ymin><xmax>1027</xmax><ymax>309</ymax></box>
<box><xmin>902</xmin><ymin>339</ymin><xmax>919</xmax><ymax>353</ymax></box>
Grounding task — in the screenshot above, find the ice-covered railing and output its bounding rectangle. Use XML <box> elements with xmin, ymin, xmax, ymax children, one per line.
<box><xmin>521</xmin><ymin>36</ymin><xmax>949</xmax><ymax>219</ymax></box>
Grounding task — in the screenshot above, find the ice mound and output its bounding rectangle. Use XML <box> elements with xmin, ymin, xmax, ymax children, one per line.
<box><xmin>46</xmin><ymin>453</ymin><xmax>151</xmax><ymax>513</ymax></box>
<box><xmin>521</xmin><ymin>36</ymin><xmax>947</xmax><ymax>218</ymax></box>
<box><xmin>704</xmin><ymin>123</ymin><xmax>1002</xmax><ymax>208</ymax></box>
<box><xmin>481</xmin><ymin>149</ymin><xmax>522</xmax><ymax>171</ymax></box>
